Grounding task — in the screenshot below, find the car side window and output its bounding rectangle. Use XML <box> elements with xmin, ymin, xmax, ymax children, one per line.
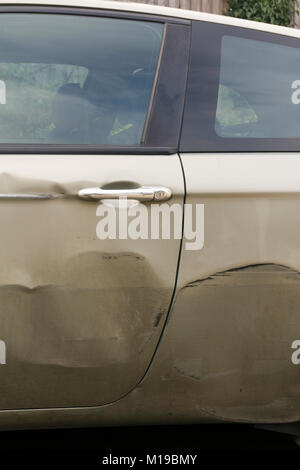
<box><xmin>0</xmin><ymin>14</ymin><xmax>163</xmax><ymax>145</ymax></box>
<box><xmin>216</xmin><ymin>35</ymin><xmax>300</xmax><ymax>139</ymax></box>
<box><xmin>180</xmin><ymin>20</ymin><xmax>300</xmax><ymax>152</ymax></box>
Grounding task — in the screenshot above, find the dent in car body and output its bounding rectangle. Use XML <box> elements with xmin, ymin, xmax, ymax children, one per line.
<box><xmin>0</xmin><ymin>154</ymin><xmax>184</xmax><ymax>410</ymax></box>
<box><xmin>144</xmin><ymin>153</ymin><xmax>300</xmax><ymax>424</ymax></box>
<box><xmin>166</xmin><ymin>263</ymin><xmax>300</xmax><ymax>423</ymax></box>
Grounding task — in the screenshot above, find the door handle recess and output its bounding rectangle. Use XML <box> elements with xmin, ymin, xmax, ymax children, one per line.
<box><xmin>78</xmin><ymin>186</ymin><xmax>172</xmax><ymax>202</ymax></box>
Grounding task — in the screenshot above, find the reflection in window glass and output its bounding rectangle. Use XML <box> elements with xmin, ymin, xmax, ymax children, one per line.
<box><xmin>216</xmin><ymin>35</ymin><xmax>300</xmax><ymax>138</ymax></box>
<box><xmin>216</xmin><ymin>85</ymin><xmax>258</xmax><ymax>137</ymax></box>
<box><xmin>0</xmin><ymin>14</ymin><xmax>163</xmax><ymax>145</ymax></box>
<box><xmin>0</xmin><ymin>64</ymin><xmax>88</xmax><ymax>142</ymax></box>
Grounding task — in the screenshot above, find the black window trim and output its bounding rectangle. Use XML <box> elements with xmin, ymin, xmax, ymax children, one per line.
<box><xmin>0</xmin><ymin>5</ymin><xmax>191</xmax><ymax>155</ymax></box>
<box><xmin>0</xmin><ymin>5</ymin><xmax>190</xmax><ymax>25</ymax></box>
<box><xmin>0</xmin><ymin>144</ymin><xmax>177</xmax><ymax>155</ymax></box>
<box><xmin>180</xmin><ymin>20</ymin><xmax>300</xmax><ymax>153</ymax></box>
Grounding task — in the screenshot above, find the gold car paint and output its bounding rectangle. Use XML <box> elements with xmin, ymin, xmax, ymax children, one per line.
<box><xmin>0</xmin><ymin>153</ymin><xmax>184</xmax><ymax>410</ymax></box>
<box><xmin>0</xmin><ymin>0</ymin><xmax>299</xmax><ymax>430</ymax></box>
<box><xmin>1</xmin><ymin>153</ymin><xmax>300</xmax><ymax>429</ymax></box>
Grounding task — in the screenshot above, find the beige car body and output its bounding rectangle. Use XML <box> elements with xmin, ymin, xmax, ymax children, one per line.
<box><xmin>0</xmin><ymin>0</ymin><xmax>299</xmax><ymax>429</ymax></box>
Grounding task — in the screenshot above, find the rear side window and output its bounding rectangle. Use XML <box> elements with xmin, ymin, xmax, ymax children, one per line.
<box><xmin>216</xmin><ymin>35</ymin><xmax>300</xmax><ymax>138</ymax></box>
<box><xmin>0</xmin><ymin>14</ymin><xmax>163</xmax><ymax>145</ymax></box>
<box><xmin>180</xmin><ymin>20</ymin><xmax>300</xmax><ymax>152</ymax></box>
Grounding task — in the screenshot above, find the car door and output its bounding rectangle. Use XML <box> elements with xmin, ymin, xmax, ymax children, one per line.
<box><xmin>168</xmin><ymin>20</ymin><xmax>300</xmax><ymax>422</ymax></box>
<box><xmin>0</xmin><ymin>7</ymin><xmax>189</xmax><ymax>409</ymax></box>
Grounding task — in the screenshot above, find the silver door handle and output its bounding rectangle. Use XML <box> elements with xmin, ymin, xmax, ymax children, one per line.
<box><xmin>78</xmin><ymin>186</ymin><xmax>172</xmax><ymax>202</ymax></box>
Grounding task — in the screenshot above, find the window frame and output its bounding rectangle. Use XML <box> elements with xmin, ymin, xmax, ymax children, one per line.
<box><xmin>180</xmin><ymin>20</ymin><xmax>300</xmax><ymax>153</ymax></box>
<box><xmin>0</xmin><ymin>6</ymin><xmax>191</xmax><ymax>155</ymax></box>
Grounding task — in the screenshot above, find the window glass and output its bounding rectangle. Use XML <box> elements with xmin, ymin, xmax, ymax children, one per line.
<box><xmin>216</xmin><ymin>85</ymin><xmax>257</xmax><ymax>137</ymax></box>
<box><xmin>0</xmin><ymin>14</ymin><xmax>163</xmax><ymax>145</ymax></box>
<box><xmin>216</xmin><ymin>35</ymin><xmax>300</xmax><ymax>138</ymax></box>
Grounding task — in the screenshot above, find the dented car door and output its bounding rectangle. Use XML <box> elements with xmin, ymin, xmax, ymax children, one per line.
<box><xmin>172</xmin><ymin>20</ymin><xmax>300</xmax><ymax>422</ymax></box>
<box><xmin>0</xmin><ymin>9</ymin><xmax>189</xmax><ymax>409</ymax></box>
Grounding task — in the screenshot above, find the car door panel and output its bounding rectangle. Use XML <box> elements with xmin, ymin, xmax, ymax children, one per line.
<box><xmin>165</xmin><ymin>20</ymin><xmax>300</xmax><ymax>422</ymax></box>
<box><xmin>161</xmin><ymin>153</ymin><xmax>300</xmax><ymax>423</ymax></box>
<box><xmin>0</xmin><ymin>153</ymin><xmax>184</xmax><ymax>409</ymax></box>
<box><xmin>0</xmin><ymin>8</ymin><xmax>190</xmax><ymax>410</ymax></box>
